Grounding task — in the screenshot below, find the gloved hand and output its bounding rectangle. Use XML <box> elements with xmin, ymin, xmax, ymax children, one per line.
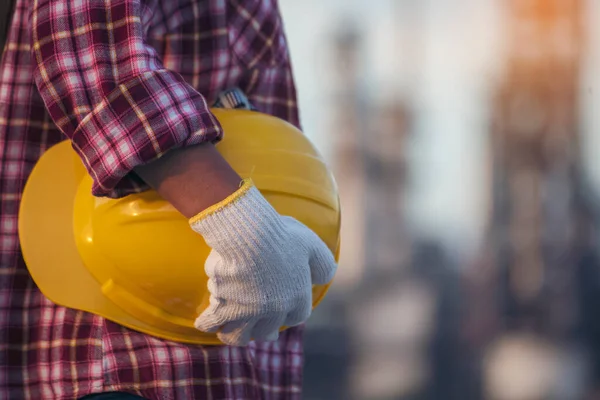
<box><xmin>190</xmin><ymin>178</ymin><xmax>337</xmax><ymax>346</ymax></box>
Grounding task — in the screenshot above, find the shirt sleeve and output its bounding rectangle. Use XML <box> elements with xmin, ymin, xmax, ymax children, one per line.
<box><xmin>30</xmin><ymin>0</ymin><xmax>223</xmax><ymax>198</ymax></box>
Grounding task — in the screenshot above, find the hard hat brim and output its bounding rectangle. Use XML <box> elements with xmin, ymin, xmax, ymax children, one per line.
<box><xmin>18</xmin><ymin>141</ymin><xmax>224</xmax><ymax>345</ymax></box>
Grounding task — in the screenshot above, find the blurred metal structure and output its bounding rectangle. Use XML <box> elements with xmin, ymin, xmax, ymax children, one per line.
<box><xmin>330</xmin><ymin>23</ymin><xmax>369</xmax><ymax>290</ymax></box>
<box><xmin>489</xmin><ymin>0</ymin><xmax>586</xmax><ymax>333</ymax></box>
<box><xmin>349</xmin><ymin>94</ymin><xmax>430</xmax><ymax>399</ymax></box>
<box><xmin>302</xmin><ymin>23</ymin><xmax>363</xmax><ymax>400</ymax></box>
<box><xmin>466</xmin><ymin>0</ymin><xmax>600</xmax><ymax>398</ymax></box>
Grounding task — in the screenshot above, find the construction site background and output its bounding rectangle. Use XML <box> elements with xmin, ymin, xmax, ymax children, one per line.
<box><xmin>277</xmin><ymin>0</ymin><xmax>600</xmax><ymax>399</ymax></box>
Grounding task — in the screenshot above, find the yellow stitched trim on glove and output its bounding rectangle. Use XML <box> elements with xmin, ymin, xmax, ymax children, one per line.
<box><xmin>189</xmin><ymin>178</ymin><xmax>253</xmax><ymax>224</ymax></box>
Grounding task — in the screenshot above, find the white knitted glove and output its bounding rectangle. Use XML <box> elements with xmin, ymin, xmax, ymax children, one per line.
<box><xmin>190</xmin><ymin>179</ymin><xmax>337</xmax><ymax>346</ymax></box>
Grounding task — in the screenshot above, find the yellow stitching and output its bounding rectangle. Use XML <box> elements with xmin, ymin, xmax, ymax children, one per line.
<box><xmin>189</xmin><ymin>178</ymin><xmax>253</xmax><ymax>224</ymax></box>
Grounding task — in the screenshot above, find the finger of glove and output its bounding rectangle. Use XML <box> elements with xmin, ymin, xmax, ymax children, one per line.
<box><xmin>194</xmin><ymin>250</ymin><xmax>226</xmax><ymax>333</ymax></box>
<box><xmin>204</xmin><ymin>249</ymin><xmax>222</xmax><ymax>278</ymax></box>
<box><xmin>262</xmin><ymin>330</ymin><xmax>280</xmax><ymax>342</ymax></box>
<box><xmin>217</xmin><ymin>320</ymin><xmax>257</xmax><ymax>346</ymax></box>
<box><xmin>308</xmin><ymin>235</ymin><xmax>337</xmax><ymax>285</ymax></box>
<box><xmin>284</xmin><ymin>298</ymin><xmax>312</xmax><ymax>327</ymax></box>
<box><xmin>194</xmin><ymin>302</ymin><xmax>229</xmax><ymax>333</ymax></box>
<box><xmin>251</xmin><ymin>315</ymin><xmax>286</xmax><ymax>343</ymax></box>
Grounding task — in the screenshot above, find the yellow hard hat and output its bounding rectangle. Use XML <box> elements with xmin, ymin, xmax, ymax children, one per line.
<box><xmin>18</xmin><ymin>109</ymin><xmax>341</xmax><ymax>345</ymax></box>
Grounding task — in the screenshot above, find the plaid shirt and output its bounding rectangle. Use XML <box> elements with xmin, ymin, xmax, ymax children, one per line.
<box><xmin>0</xmin><ymin>0</ymin><xmax>302</xmax><ymax>399</ymax></box>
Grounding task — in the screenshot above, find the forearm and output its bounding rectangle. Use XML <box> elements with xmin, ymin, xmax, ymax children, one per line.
<box><xmin>31</xmin><ymin>0</ymin><xmax>223</xmax><ymax>198</ymax></box>
<box><xmin>134</xmin><ymin>143</ymin><xmax>242</xmax><ymax>218</ymax></box>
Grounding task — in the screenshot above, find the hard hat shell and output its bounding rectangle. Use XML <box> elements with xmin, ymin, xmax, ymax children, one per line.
<box><xmin>18</xmin><ymin>109</ymin><xmax>341</xmax><ymax>345</ymax></box>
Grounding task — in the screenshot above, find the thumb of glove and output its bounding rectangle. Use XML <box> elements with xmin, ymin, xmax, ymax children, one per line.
<box><xmin>308</xmin><ymin>235</ymin><xmax>337</xmax><ymax>285</ymax></box>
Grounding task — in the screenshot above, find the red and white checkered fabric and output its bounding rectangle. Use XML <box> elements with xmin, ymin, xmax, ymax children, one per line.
<box><xmin>0</xmin><ymin>0</ymin><xmax>303</xmax><ymax>398</ymax></box>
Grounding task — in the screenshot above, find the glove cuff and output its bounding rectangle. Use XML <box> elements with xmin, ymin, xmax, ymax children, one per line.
<box><xmin>189</xmin><ymin>178</ymin><xmax>285</xmax><ymax>253</ymax></box>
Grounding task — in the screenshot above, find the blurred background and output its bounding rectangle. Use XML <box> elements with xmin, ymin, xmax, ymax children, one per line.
<box><xmin>276</xmin><ymin>0</ymin><xmax>600</xmax><ymax>399</ymax></box>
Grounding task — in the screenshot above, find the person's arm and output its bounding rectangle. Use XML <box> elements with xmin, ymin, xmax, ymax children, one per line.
<box><xmin>31</xmin><ymin>0</ymin><xmax>337</xmax><ymax>346</ymax></box>
<box><xmin>30</xmin><ymin>0</ymin><xmax>232</xmax><ymax>205</ymax></box>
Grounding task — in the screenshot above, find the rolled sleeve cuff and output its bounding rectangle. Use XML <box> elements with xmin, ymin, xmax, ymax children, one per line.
<box><xmin>71</xmin><ymin>69</ymin><xmax>222</xmax><ymax>198</ymax></box>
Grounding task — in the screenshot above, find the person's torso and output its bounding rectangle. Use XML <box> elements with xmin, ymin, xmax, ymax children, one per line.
<box><xmin>0</xmin><ymin>1</ymin><xmax>302</xmax><ymax>399</ymax></box>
